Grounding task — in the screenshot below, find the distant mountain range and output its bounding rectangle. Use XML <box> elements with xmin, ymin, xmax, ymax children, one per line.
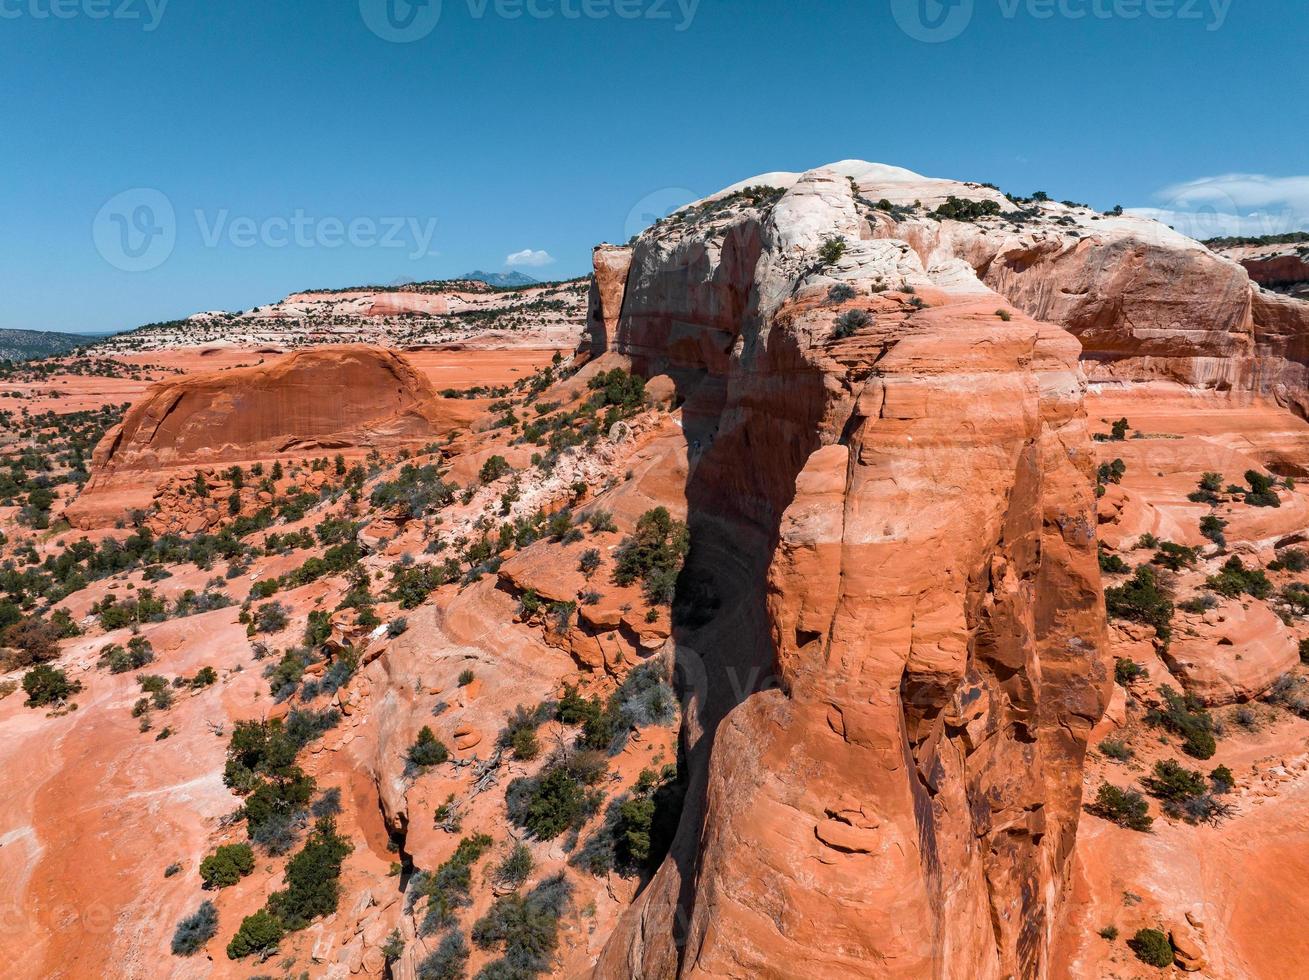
<box><xmin>460</xmin><ymin>270</ymin><xmax>541</xmax><ymax>287</ymax></box>
<box><xmin>0</xmin><ymin>328</ymin><xmax>100</xmax><ymax>361</ymax></box>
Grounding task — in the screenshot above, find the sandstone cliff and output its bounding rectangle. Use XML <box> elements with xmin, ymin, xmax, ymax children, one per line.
<box><xmin>590</xmin><ymin>164</ymin><xmax>1110</xmax><ymax>979</ymax></box>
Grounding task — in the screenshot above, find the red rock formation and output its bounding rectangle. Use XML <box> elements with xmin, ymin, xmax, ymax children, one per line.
<box><xmin>865</xmin><ymin>188</ymin><xmax>1309</xmax><ymax>420</ymax></box>
<box><xmin>584</xmin><ymin>243</ymin><xmax>634</xmax><ymax>357</ymax></box>
<box><xmin>66</xmin><ymin>345</ymin><xmax>466</xmax><ymax>526</ymax></box>
<box><xmin>1217</xmin><ymin>241</ymin><xmax>1309</xmax><ymax>297</ymax></box>
<box><xmin>591</xmin><ymin>166</ymin><xmax>1109</xmax><ymax>979</ymax></box>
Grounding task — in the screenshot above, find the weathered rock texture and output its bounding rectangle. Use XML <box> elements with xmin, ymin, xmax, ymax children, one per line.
<box><xmin>67</xmin><ymin>345</ymin><xmax>460</xmax><ymax>526</ymax></box>
<box><xmin>586</xmin><ymin>244</ymin><xmax>634</xmax><ymax>359</ymax></box>
<box><xmin>1216</xmin><ymin>240</ymin><xmax>1309</xmax><ymax>300</ymax></box>
<box><xmin>865</xmin><ymin>187</ymin><xmax>1309</xmax><ymax>419</ymax></box>
<box><xmin>591</xmin><ymin>164</ymin><xmax>1110</xmax><ymax>979</ymax></box>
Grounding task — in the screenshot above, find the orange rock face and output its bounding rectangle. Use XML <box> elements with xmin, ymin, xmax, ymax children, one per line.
<box><xmin>592</xmin><ymin>166</ymin><xmax>1109</xmax><ymax>979</ymax></box>
<box><xmin>585</xmin><ymin>243</ymin><xmax>634</xmax><ymax>358</ymax></box>
<box><xmin>66</xmin><ymin>345</ymin><xmax>467</xmax><ymax>526</ymax></box>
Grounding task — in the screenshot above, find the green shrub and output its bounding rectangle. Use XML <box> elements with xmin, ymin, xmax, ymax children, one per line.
<box><xmin>1272</xmin><ymin>547</ymin><xmax>1309</xmax><ymax>572</ymax></box>
<box><xmin>831</xmin><ymin>309</ymin><xmax>870</xmax><ymax>339</ymax></box>
<box><xmin>495</xmin><ymin>843</ymin><xmax>535</xmax><ymax>890</ymax></box>
<box><xmin>506</xmin><ymin>753</ymin><xmax>607</xmax><ymax>841</ymax></box>
<box><xmin>612</xmin><ymin>507</ymin><xmax>689</xmax><ymax>606</ymax></box>
<box><xmin>226</xmin><ymin>909</ymin><xmax>283</xmax><ymax>960</ymax></box>
<box><xmin>932</xmin><ymin>196</ymin><xmax>1002</xmax><ymax>222</ymax></box>
<box><xmin>199</xmin><ymin>843</ymin><xmax>255</xmax><ymax>888</ymax></box>
<box><xmin>222</xmin><ymin>716</ymin><xmax>322</xmax><ymax>835</ymax></box>
<box><xmin>1128</xmin><ymin>928</ymin><xmax>1174</xmax><ymax>968</ymax></box>
<box><xmin>170</xmin><ymin>900</ymin><xmax>218</xmax><ymax>956</ymax></box>
<box><xmin>265</xmin><ymin>817</ymin><xmax>352</xmax><ymax>930</ymax></box>
<box><xmin>1244</xmin><ymin>470</ymin><xmax>1281</xmax><ymax>508</ymax></box>
<box><xmin>1152</xmin><ymin>542</ymin><xmax>1199</xmax><ymax>571</ymax></box>
<box><xmin>304</xmin><ymin>609</ymin><xmax>331</xmax><ymax>646</ymax></box>
<box><xmin>471</xmin><ymin>875</ymin><xmax>572</xmax><ymax>977</ymax></box>
<box><xmin>609</xmin><ymin>765</ymin><xmax>683</xmax><ymax>875</ymax></box>
<box><xmin>1143</xmin><ymin>758</ymin><xmax>1205</xmax><ymax>799</ymax></box>
<box><xmin>1098</xmin><ymin>549</ymin><xmax>1129</xmax><ymax>574</ymax></box>
<box><xmin>512</xmin><ymin>766</ymin><xmax>594</xmax><ymax>840</ymax></box>
<box><xmin>1206</xmin><ymin>556</ymin><xmax>1271</xmax><ymax>600</ymax></box>
<box><xmin>254</xmin><ymin>601</ymin><xmax>290</xmax><ymax>634</ymax></box>
<box><xmin>1097</xmin><ymin>458</ymin><xmax>1126</xmax><ymax>487</ymax></box>
<box><xmin>1148</xmin><ymin>686</ymin><xmax>1218</xmax><ymax>759</ymax></box>
<box><xmin>498</xmin><ymin>704</ymin><xmax>549</xmax><ymax>762</ymax></box>
<box><xmin>817</xmin><ymin>235</ymin><xmax>847</xmax><ymax>266</ymax></box>
<box><xmin>370</xmin><ymin>463</ymin><xmax>456</xmax><ymax>517</ymax></box>
<box><xmin>1099</xmin><ymin>739</ymin><xmax>1133</xmax><ymax>762</ymax></box>
<box><xmin>1144</xmin><ymin>759</ymin><xmax>1234</xmax><ymax>825</ymax></box>
<box><xmin>1200</xmin><ymin>514</ymin><xmax>1228</xmax><ymax>545</ymax></box>
<box><xmin>98</xmin><ymin>635</ymin><xmax>155</xmax><ymax>673</ymax></box>
<box><xmin>1105</xmin><ymin>566</ymin><xmax>1174</xmax><ymax>642</ymax></box>
<box><xmin>408</xmin><ymin>726</ymin><xmax>450</xmax><ymax>770</ymax></box>
<box><xmin>1088</xmin><ymin>783</ymin><xmax>1153</xmax><ymax>831</ymax></box>
<box><xmin>1210</xmin><ymin>764</ymin><xmax>1235</xmax><ymax>792</ymax></box>
<box><xmin>417</xmin><ymin>929</ymin><xmax>468</xmax><ymax>980</ymax></box>
<box><xmin>479</xmin><ymin>455</ymin><xmax>511</xmax><ymax>484</ymax></box>
<box><xmin>1114</xmin><ymin>658</ymin><xmax>1145</xmax><ymax>686</ymax></box>
<box><xmin>22</xmin><ymin>663</ymin><xmax>79</xmax><ymax>707</ymax></box>
<box><xmin>1189</xmin><ymin>472</ymin><xmax>1224</xmax><ymax>505</ymax></box>
<box><xmin>410</xmin><ymin>833</ymin><xmax>493</xmax><ymax>935</ymax></box>
<box><xmin>1099</xmin><ymin>924</ymin><xmax>1119</xmax><ymax>941</ymax></box>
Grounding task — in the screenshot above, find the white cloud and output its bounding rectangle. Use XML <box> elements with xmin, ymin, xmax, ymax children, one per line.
<box><xmin>505</xmin><ymin>249</ymin><xmax>555</xmax><ymax>268</ymax></box>
<box><xmin>1128</xmin><ymin>173</ymin><xmax>1309</xmax><ymax>240</ymax></box>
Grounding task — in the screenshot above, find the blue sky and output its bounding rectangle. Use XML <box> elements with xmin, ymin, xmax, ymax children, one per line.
<box><xmin>2</xmin><ymin>0</ymin><xmax>1306</xmax><ymax>333</ymax></box>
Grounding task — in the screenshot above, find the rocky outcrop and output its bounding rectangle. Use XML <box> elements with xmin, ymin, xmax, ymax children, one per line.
<box><xmin>585</xmin><ymin>244</ymin><xmax>634</xmax><ymax>357</ymax></box>
<box><xmin>67</xmin><ymin>345</ymin><xmax>462</xmax><ymax>526</ymax></box>
<box><xmin>1164</xmin><ymin>601</ymin><xmax>1299</xmax><ymax>705</ymax></box>
<box><xmin>591</xmin><ymin>164</ymin><xmax>1109</xmax><ymax>979</ymax></box>
<box><xmin>768</xmin><ymin>163</ymin><xmax>1309</xmax><ymax>418</ymax></box>
<box><xmin>1217</xmin><ymin>241</ymin><xmax>1309</xmax><ymax>299</ymax></box>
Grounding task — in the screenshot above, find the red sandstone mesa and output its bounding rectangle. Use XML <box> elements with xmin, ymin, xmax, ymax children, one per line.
<box><xmin>65</xmin><ymin>345</ymin><xmax>467</xmax><ymax>526</ymax></box>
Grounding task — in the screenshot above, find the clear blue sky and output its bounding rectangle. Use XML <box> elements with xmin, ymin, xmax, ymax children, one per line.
<box><xmin>2</xmin><ymin>0</ymin><xmax>1306</xmax><ymax>333</ymax></box>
